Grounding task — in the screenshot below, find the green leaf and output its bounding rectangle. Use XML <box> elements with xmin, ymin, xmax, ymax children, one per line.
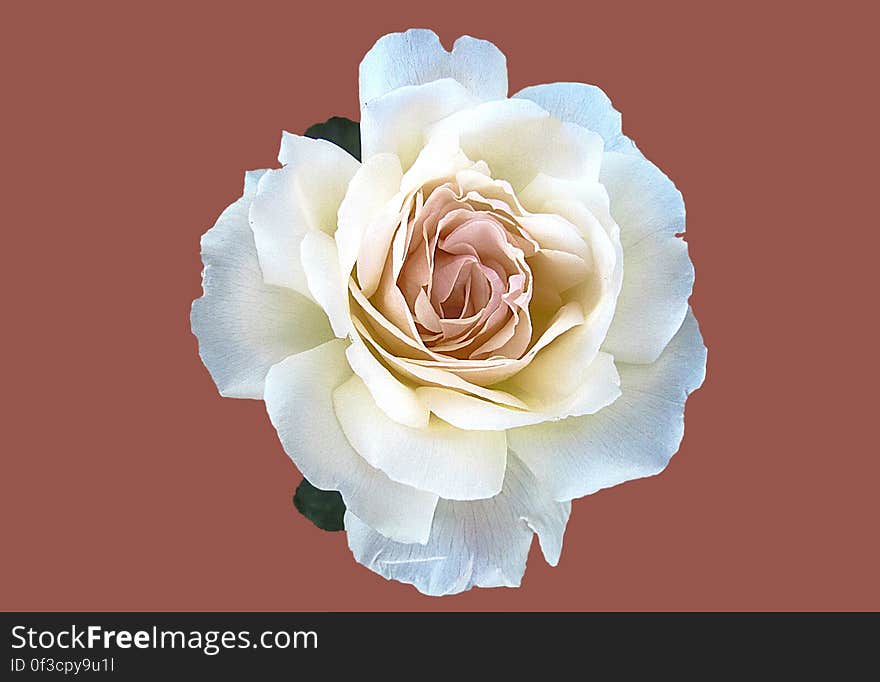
<box><xmin>304</xmin><ymin>116</ymin><xmax>361</xmax><ymax>161</ymax></box>
<box><xmin>293</xmin><ymin>478</ymin><xmax>346</xmax><ymax>532</ymax></box>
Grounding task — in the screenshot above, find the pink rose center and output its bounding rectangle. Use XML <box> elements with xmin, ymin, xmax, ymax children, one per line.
<box><xmin>396</xmin><ymin>181</ymin><xmax>536</xmax><ymax>361</ymax></box>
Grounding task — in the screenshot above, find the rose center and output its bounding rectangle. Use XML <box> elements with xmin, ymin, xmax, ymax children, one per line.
<box><xmin>395</xmin><ymin>181</ymin><xmax>535</xmax><ymax>361</ymax></box>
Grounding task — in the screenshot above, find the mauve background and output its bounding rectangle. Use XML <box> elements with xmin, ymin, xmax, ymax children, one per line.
<box><xmin>1</xmin><ymin>1</ymin><xmax>876</xmax><ymax>611</ymax></box>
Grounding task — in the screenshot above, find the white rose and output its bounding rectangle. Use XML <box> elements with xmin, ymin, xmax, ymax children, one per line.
<box><xmin>192</xmin><ymin>29</ymin><xmax>706</xmax><ymax>595</ymax></box>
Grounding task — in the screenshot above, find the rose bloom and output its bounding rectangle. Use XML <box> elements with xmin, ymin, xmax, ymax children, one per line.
<box><xmin>192</xmin><ymin>29</ymin><xmax>706</xmax><ymax>595</ymax></box>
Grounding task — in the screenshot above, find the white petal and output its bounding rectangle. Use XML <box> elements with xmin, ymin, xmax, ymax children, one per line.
<box><xmin>361</xmin><ymin>78</ymin><xmax>479</xmax><ymax>168</ymax></box>
<box><xmin>427</xmin><ymin>98</ymin><xmax>604</xmax><ymax>191</ymax></box>
<box><xmin>359</xmin><ymin>29</ymin><xmax>507</xmax><ymax>107</ymax></box>
<box><xmin>399</xmin><ymin>132</ymin><xmax>475</xmax><ymax>195</ymax></box>
<box><xmin>263</xmin><ymin>339</ymin><xmax>438</xmax><ymax>544</ymax></box>
<box><xmin>417</xmin><ymin>352</ymin><xmax>621</xmax><ymax>431</ymax></box>
<box><xmin>191</xmin><ymin>170</ymin><xmax>332</xmax><ymax>399</ymax></box>
<box><xmin>278</xmin><ymin>129</ymin><xmax>354</xmax><ymax>165</ymax></box>
<box><xmin>300</xmin><ymin>231</ymin><xmax>351</xmax><ymax>338</ymax></box>
<box><xmin>249</xmin><ymin>134</ymin><xmax>359</xmax><ymax>297</ymax></box>
<box><xmin>514</xmin><ymin>82</ymin><xmax>640</xmax><ymax>155</ymax></box>
<box><xmin>509</xmin><ymin>310</ymin><xmax>706</xmax><ymax>501</ymax></box>
<box><xmin>345</xmin><ymin>454</ymin><xmax>570</xmax><ymax>596</ymax></box>
<box><xmin>354</xmin><ymin>195</ymin><xmax>410</xmax><ymax>299</ymax></box>
<box><xmin>344</xmin><ymin>340</ymin><xmax>430</xmax><ymax>429</ymax></box>
<box><xmin>600</xmin><ymin>151</ymin><xmax>694</xmax><ymax>363</ymax></box>
<box><xmin>336</xmin><ymin>153</ymin><xmax>403</xmax><ymax>279</ymax></box>
<box><xmin>333</xmin><ymin>375</ymin><xmax>506</xmax><ymax>500</ymax></box>
<box><xmin>519</xmin><ymin>174</ymin><xmax>619</xmax><ymax>243</ymax></box>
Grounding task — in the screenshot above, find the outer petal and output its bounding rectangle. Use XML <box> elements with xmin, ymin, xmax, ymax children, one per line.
<box><xmin>514</xmin><ymin>82</ymin><xmax>640</xmax><ymax>155</ymax></box>
<box><xmin>600</xmin><ymin>151</ymin><xmax>694</xmax><ymax>364</ymax></box>
<box><xmin>361</xmin><ymin>79</ymin><xmax>479</xmax><ymax>168</ymax></box>
<box><xmin>191</xmin><ymin>170</ymin><xmax>332</xmax><ymax>399</ymax></box>
<box><xmin>263</xmin><ymin>339</ymin><xmax>438</xmax><ymax>544</ymax></box>
<box><xmin>344</xmin><ymin>340</ymin><xmax>430</xmax><ymax>429</ymax></box>
<box><xmin>508</xmin><ymin>310</ymin><xmax>706</xmax><ymax>501</ymax></box>
<box><xmin>345</xmin><ymin>454</ymin><xmax>570</xmax><ymax>596</ymax></box>
<box><xmin>301</xmin><ymin>231</ymin><xmax>351</xmax><ymax>338</ymax></box>
<box><xmin>333</xmin><ymin>375</ymin><xmax>507</xmax><ymax>500</ymax></box>
<box><xmin>359</xmin><ymin>29</ymin><xmax>507</xmax><ymax>108</ymax></box>
<box><xmin>248</xmin><ymin>134</ymin><xmax>359</xmax><ymax>297</ymax></box>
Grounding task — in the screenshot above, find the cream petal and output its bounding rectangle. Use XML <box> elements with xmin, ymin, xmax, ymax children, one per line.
<box><xmin>355</xmin><ymin>193</ymin><xmax>410</xmax><ymax>299</ymax></box>
<box><xmin>527</xmin><ymin>249</ymin><xmax>591</xmax><ymax>294</ymax></box>
<box><xmin>344</xmin><ymin>339</ymin><xmax>430</xmax><ymax>429</ymax></box>
<box><xmin>535</xmin><ymin>199</ymin><xmax>619</xmax><ymax>278</ymax></box>
<box><xmin>417</xmin><ymin>352</ymin><xmax>621</xmax><ymax>431</ymax></box>
<box><xmin>392</xmin><ymin>194</ymin><xmax>421</xmax><ymax>283</ymax></box>
<box><xmin>371</xmin><ymin>252</ymin><xmax>424</xmax><ymax>341</ymax></box>
<box><xmin>509</xmin><ymin>320</ymin><xmax>604</xmax><ymax>407</ymax></box>
<box><xmin>514</xmin><ymin>82</ymin><xmax>641</xmax><ymax>155</ymax></box>
<box><xmin>349</xmin><ymin>281</ymin><xmax>433</xmax><ymax>360</ymax></box>
<box><xmin>519</xmin><ymin>174</ymin><xmax>620</xmax><ymax>245</ymax></box>
<box><xmin>509</xmin><ymin>310</ymin><xmax>706</xmax><ymax>501</ymax></box>
<box><xmin>514</xmin><ymin>300</ymin><xmax>584</xmax><ymax>360</ymax></box>
<box><xmin>456</xmin><ymin>170</ymin><xmax>528</xmax><ymax>217</ymax></box>
<box><xmin>336</xmin><ymin>153</ymin><xmax>403</xmax><ymax>280</ymax></box>
<box><xmin>427</xmin><ymin>98</ymin><xmax>604</xmax><ymax>190</ymax></box>
<box><xmin>359</xmin><ymin>29</ymin><xmax>507</xmax><ymax>107</ymax></box>
<box><xmin>600</xmin><ymin>151</ymin><xmax>694</xmax><ymax>364</ymax></box>
<box><xmin>333</xmin><ymin>375</ymin><xmax>506</xmax><ymax>500</ymax></box>
<box><xmin>519</xmin><ymin>172</ymin><xmax>587</xmax><ymax>213</ymax></box>
<box><xmin>249</xmin><ymin>134</ymin><xmax>359</xmax><ymax>297</ymax></box>
<box><xmin>361</xmin><ymin>78</ymin><xmax>479</xmax><ymax>168</ymax></box>
<box><xmin>517</xmin><ymin>213</ymin><xmax>592</xmax><ymax>262</ymax></box>
<box><xmin>540</xmin><ymin>198</ymin><xmax>624</xmax><ymax>355</ymax></box>
<box><xmin>300</xmin><ymin>231</ymin><xmax>351</xmax><ymax>338</ymax></box>
<box><xmin>400</xmin><ymin>134</ymin><xmax>475</xmax><ymax>195</ymax></box>
<box><xmin>263</xmin><ymin>339</ymin><xmax>438</xmax><ymax>544</ymax></box>
<box><xmin>345</xmin><ymin>454</ymin><xmax>570</xmax><ymax>596</ymax></box>
<box><xmin>353</xmin><ymin>317</ymin><xmax>529</xmax><ymax>409</ymax></box>
<box><xmin>191</xmin><ymin>170</ymin><xmax>332</xmax><ymax>399</ymax></box>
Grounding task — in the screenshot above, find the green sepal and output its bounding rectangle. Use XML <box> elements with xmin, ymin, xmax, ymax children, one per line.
<box><xmin>293</xmin><ymin>478</ymin><xmax>346</xmax><ymax>532</ymax></box>
<box><xmin>304</xmin><ymin>116</ymin><xmax>361</xmax><ymax>161</ymax></box>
